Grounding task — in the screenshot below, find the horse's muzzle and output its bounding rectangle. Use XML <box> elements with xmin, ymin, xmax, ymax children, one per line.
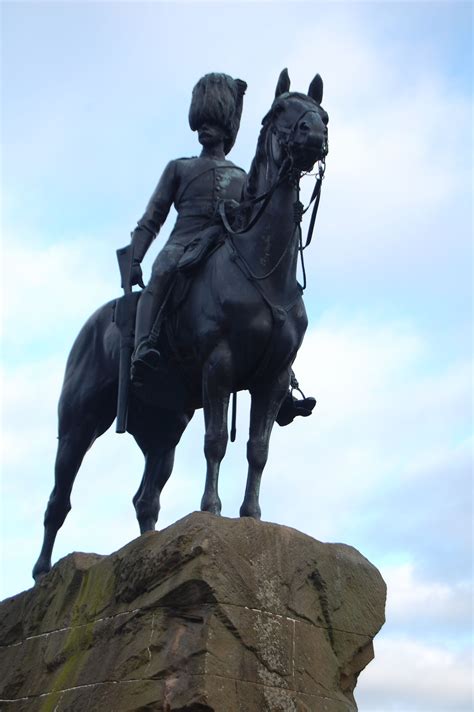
<box><xmin>292</xmin><ymin>136</ymin><xmax>327</xmax><ymax>170</ymax></box>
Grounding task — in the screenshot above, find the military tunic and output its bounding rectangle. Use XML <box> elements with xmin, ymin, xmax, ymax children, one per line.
<box><xmin>133</xmin><ymin>156</ymin><xmax>246</xmax><ymax>279</ymax></box>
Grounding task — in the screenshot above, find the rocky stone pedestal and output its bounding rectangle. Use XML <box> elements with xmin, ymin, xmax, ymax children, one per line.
<box><xmin>0</xmin><ymin>513</ymin><xmax>386</xmax><ymax>711</ymax></box>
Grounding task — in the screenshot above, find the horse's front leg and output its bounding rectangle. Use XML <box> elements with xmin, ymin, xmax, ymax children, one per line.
<box><xmin>240</xmin><ymin>370</ymin><xmax>290</xmax><ymax>519</ymax></box>
<box><xmin>201</xmin><ymin>344</ymin><xmax>233</xmax><ymax>515</ymax></box>
<box><xmin>132</xmin><ymin>445</ymin><xmax>176</xmax><ymax>533</ymax></box>
<box><xmin>131</xmin><ymin>409</ymin><xmax>194</xmax><ymax>533</ymax></box>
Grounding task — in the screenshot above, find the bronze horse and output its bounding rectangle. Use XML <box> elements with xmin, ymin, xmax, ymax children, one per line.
<box><xmin>33</xmin><ymin>69</ymin><xmax>329</xmax><ymax>581</ymax></box>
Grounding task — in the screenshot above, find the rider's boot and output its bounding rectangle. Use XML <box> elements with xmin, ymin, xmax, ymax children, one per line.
<box><xmin>276</xmin><ymin>371</ymin><xmax>316</xmax><ymax>426</ymax></box>
<box><xmin>131</xmin><ymin>273</ymin><xmax>173</xmax><ymax>384</ymax></box>
<box><xmin>276</xmin><ymin>393</ymin><xmax>316</xmax><ymax>426</ymax></box>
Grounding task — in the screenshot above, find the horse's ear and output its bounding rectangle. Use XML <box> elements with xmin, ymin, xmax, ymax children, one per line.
<box><xmin>275</xmin><ymin>68</ymin><xmax>291</xmax><ymax>97</ymax></box>
<box><xmin>308</xmin><ymin>73</ymin><xmax>323</xmax><ymax>104</ymax></box>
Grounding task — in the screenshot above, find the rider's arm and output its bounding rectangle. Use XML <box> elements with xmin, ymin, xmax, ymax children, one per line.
<box><xmin>130</xmin><ymin>160</ymin><xmax>179</xmax><ymax>262</ymax></box>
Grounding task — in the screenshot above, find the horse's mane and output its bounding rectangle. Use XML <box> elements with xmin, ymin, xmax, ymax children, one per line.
<box><xmin>244</xmin><ymin>121</ymin><xmax>270</xmax><ymax>200</ymax></box>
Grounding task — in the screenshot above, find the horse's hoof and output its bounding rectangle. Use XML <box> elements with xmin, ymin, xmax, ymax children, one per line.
<box><xmin>32</xmin><ymin>560</ymin><xmax>51</xmax><ymax>583</ymax></box>
<box><xmin>239</xmin><ymin>504</ymin><xmax>262</xmax><ymax>520</ymax></box>
<box><xmin>139</xmin><ymin>518</ymin><xmax>157</xmax><ymax>534</ymax></box>
<box><xmin>200</xmin><ymin>498</ymin><xmax>222</xmax><ymax>516</ymax></box>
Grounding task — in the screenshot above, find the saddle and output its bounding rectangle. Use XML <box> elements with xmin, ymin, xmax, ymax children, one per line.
<box><xmin>177</xmin><ymin>198</ymin><xmax>241</xmax><ymax>274</ymax></box>
<box><xmin>161</xmin><ymin>225</ymin><xmax>226</xmax><ymax>322</ymax></box>
<box><xmin>177</xmin><ymin>224</ymin><xmax>224</xmax><ymax>274</ymax></box>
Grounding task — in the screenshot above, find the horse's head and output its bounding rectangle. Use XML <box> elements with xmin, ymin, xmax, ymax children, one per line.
<box><xmin>265</xmin><ymin>68</ymin><xmax>329</xmax><ymax>173</ymax></box>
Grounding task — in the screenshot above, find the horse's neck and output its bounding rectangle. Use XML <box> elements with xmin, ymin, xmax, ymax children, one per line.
<box><xmin>237</xmin><ymin>154</ymin><xmax>300</xmax><ymax>302</ymax></box>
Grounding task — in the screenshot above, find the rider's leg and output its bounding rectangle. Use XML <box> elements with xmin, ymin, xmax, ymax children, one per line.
<box><xmin>133</xmin><ymin>242</ymin><xmax>185</xmax><ymax>369</ymax></box>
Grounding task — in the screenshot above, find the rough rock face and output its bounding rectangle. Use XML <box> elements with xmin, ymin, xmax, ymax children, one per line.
<box><xmin>0</xmin><ymin>513</ymin><xmax>386</xmax><ymax>711</ymax></box>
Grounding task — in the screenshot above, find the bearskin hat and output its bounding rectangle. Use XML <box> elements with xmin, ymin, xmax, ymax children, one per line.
<box><xmin>188</xmin><ymin>73</ymin><xmax>247</xmax><ymax>155</ymax></box>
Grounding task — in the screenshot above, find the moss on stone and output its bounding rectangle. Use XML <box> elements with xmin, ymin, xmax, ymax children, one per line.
<box><xmin>40</xmin><ymin>561</ymin><xmax>115</xmax><ymax>711</ymax></box>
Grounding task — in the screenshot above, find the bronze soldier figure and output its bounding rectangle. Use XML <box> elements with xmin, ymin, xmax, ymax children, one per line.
<box><xmin>127</xmin><ymin>73</ymin><xmax>247</xmax><ymax>379</ymax></box>
<box><xmin>124</xmin><ymin>72</ymin><xmax>315</xmax><ymax>422</ymax></box>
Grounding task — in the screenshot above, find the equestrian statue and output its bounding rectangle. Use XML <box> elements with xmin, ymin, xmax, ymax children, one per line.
<box><xmin>33</xmin><ymin>69</ymin><xmax>329</xmax><ymax>581</ymax></box>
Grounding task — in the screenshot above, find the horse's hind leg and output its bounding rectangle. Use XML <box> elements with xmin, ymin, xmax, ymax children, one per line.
<box><xmin>201</xmin><ymin>344</ymin><xmax>233</xmax><ymax>515</ymax></box>
<box><xmin>240</xmin><ymin>371</ymin><xmax>290</xmax><ymax>519</ymax></box>
<box><xmin>32</xmin><ymin>418</ymin><xmax>99</xmax><ymax>581</ymax></box>
<box><xmin>33</xmin><ymin>386</ymin><xmax>116</xmax><ymax>582</ymax></box>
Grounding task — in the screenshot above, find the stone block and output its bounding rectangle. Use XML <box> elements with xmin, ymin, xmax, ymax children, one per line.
<box><xmin>0</xmin><ymin>513</ymin><xmax>386</xmax><ymax>711</ymax></box>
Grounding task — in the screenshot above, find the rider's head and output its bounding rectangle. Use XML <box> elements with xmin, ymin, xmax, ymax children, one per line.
<box><xmin>189</xmin><ymin>73</ymin><xmax>247</xmax><ymax>155</ymax></box>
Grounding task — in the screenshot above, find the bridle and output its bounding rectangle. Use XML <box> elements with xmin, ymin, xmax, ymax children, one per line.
<box><xmin>271</xmin><ymin>107</ymin><xmax>328</xmax><ymax>160</ymax></box>
<box><xmin>219</xmin><ymin>101</ymin><xmax>328</xmax><ymax>286</ymax></box>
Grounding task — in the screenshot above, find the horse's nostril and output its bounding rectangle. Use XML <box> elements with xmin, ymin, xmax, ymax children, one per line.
<box><xmin>310</xmin><ymin>134</ymin><xmax>324</xmax><ymax>148</ymax></box>
<box><xmin>299</xmin><ymin>121</ymin><xmax>310</xmax><ymax>131</ymax></box>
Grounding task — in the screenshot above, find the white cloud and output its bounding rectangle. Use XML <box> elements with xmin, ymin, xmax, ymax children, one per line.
<box><xmin>0</xmin><ymin>357</ymin><xmax>64</xmax><ymax>469</ymax></box>
<box><xmin>382</xmin><ymin>562</ymin><xmax>472</xmax><ymax>630</ymax></box>
<box><xmin>1</xmin><ymin>235</ymin><xmax>118</xmax><ymax>350</ymax></box>
<box><xmin>357</xmin><ymin>636</ymin><xmax>473</xmax><ymax>711</ymax></box>
<box><xmin>266</xmin><ymin>314</ymin><xmax>470</xmax><ymax>487</ymax></box>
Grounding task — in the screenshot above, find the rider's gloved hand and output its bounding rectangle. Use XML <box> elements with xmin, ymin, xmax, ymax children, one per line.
<box><xmin>126</xmin><ymin>227</ymin><xmax>153</xmax><ymax>290</ymax></box>
<box><xmin>130</xmin><ymin>260</ymin><xmax>145</xmax><ymax>290</ymax></box>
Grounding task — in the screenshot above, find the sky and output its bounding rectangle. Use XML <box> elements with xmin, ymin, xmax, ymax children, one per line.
<box><xmin>1</xmin><ymin>1</ymin><xmax>472</xmax><ymax>710</ymax></box>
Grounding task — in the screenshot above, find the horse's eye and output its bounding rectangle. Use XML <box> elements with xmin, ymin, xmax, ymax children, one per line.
<box><xmin>322</xmin><ymin>113</ymin><xmax>329</xmax><ymax>126</ymax></box>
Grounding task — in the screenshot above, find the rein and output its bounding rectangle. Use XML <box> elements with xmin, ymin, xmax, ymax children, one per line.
<box><xmin>300</xmin><ymin>156</ymin><xmax>326</xmax><ymax>250</ymax></box>
<box><xmin>218</xmin><ymin>157</ymin><xmax>291</xmax><ymax>236</ymax></box>
<box><xmin>219</xmin><ymin>104</ymin><xmax>327</xmax><ymax>287</ymax></box>
<box><xmin>295</xmin><ymin>156</ymin><xmax>326</xmax><ymax>290</ymax></box>
<box><xmin>220</xmin><ymin>157</ymin><xmax>325</xmax><ymax>288</ymax></box>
